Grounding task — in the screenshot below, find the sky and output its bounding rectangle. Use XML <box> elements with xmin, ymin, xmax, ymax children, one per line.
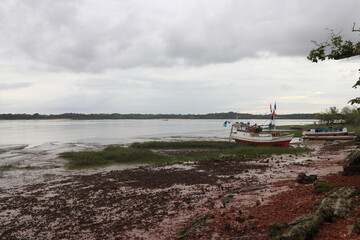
<box><xmin>0</xmin><ymin>0</ymin><xmax>359</xmax><ymax>114</ymax></box>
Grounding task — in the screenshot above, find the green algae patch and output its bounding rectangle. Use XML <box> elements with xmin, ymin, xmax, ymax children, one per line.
<box><xmin>60</xmin><ymin>141</ymin><xmax>311</xmax><ymax>169</ymax></box>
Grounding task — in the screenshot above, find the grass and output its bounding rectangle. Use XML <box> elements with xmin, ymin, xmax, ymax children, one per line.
<box><xmin>130</xmin><ymin>141</ymin><xmax>240</xmax><ymax>149</ymax></box>
<box><xmin>314</xmin><ymin>181</ymin><xmax>336</xmax><ymax>193</ymax></box>
<box><xmin>0</xmin><ymin>164</ymin><xmax>15</xmax><ymax>171</ymax></box>
<box><xmin>0</xmin><ymin>164</ymin><xmax>42</xmax><ymax>178</ymax></box>
<box><xmin>61</xmin><ymin>145</ymin><xmax>172</xmax><ymax>169</ymax></box>
<box><xmin>43</xmin><ymin>173</ymin><xmax>56</xmax><ymax>179</ymax></box>
<box><xmin>0</xmin><ymin>164</ymin><xmax>40</xmax><ymax>171</ymax></box>
<box><xmin>0</xmin><ymin>164</ymin><xmax>15</xmax><ymax>178</ymax></box>
<box><xmin>60</xmin><ymin>141</ymin><xmax>311</xmax><ymax>169</ymax></box>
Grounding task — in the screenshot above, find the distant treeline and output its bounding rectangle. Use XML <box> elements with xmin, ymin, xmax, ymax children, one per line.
<box><xmin>0</xmin><ymin>112</ymin><xmax>317</xmax><ymax>120</ymax></box>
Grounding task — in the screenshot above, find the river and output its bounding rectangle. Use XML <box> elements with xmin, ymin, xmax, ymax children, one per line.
<box><xmin>0</xmin><ymin>119</ymin><xmax>316</xmax><ymax>146</ymax></box>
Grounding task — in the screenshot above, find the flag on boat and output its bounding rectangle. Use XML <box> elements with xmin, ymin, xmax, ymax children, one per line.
<box><xmin>223</xmin><ymin>121</ymin><xmax>231</xmax><ymax>127</ymax></box>
<box><xmin>270</xmin><ymin>102</ymin><xmax>277</xmax><ymax>116</ymax></box>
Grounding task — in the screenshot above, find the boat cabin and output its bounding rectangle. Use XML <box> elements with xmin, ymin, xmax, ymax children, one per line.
<box><xmin>232</xmin><ymin>122</ymin><xmax>262</xmax><ymax>133</ymax></box>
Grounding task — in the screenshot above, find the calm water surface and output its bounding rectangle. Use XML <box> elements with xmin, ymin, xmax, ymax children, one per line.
<box><xmin>0</xmin><ymin>119</ymin><xmax>317</xmax><ymax>146</ymax></box>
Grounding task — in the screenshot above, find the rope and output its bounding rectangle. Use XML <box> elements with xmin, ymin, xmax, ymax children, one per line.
<box><xmin>208</xmin><ymin>233</ymin><xmax>268</xmax><ymax>240</ymax></box>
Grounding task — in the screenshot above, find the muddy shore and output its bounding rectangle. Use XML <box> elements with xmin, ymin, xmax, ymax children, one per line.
<box><xmin>0</xmin><ymin>140</ymin><xmax>359</xmax><ymax>239</ymax></box>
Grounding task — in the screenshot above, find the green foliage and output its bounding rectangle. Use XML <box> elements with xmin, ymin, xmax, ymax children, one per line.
<box><xmin>60</xmin><ymin>141</ymin><xmax>311</xmax><ymax>169</ymax></box>
<box><xmin>340</xmin><ymin>106</ymin><xmax>360</xmax><ymax>124</ymax></box>
<box><xmin>308</xmin><ymin>34</ymin><xmax>360</xmax><ymax>63</ymax></box>
<box><xmin>316</xmin><ymin>106</ymin><xmax>342</xmax><ymax>124</ymax></box>
<box><xmin>314</xmin><ymin>181</ymin><xmax>336</xmax><ymax>194</ymax></box>
<box><xmin>348</xmin><ymin>97</ymin><xmax>360</xmax><ymax>105</ymax></box>
<box><xmin>316</xmin><ymin>106</ymin><xmax>360</xmax><ymax>125</ymax></box>
<box><xmin>308</xmin><ymin>27</ymin><xmax>360</xmax><ymax>105</ymax></box>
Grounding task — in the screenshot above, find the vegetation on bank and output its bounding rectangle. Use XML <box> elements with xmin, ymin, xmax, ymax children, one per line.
<box><xmin>316</xmin><ymin>106</ymin><xmax>360</xmax><ymax>125</ymax></box>
<box><xmin>0</xmin><ymin>164</ymin><xmax>40</xmax><ymax>178</ymax></box>
<box><xmin>130</xmin><ymin>141</ymin><xmax>239</xmax><ymax>149</ymax></box>
<box><xmin>0</xmin><ymin>112</ymin><xmax>316</xmax><ymax>120</ymax></box>
<box><xmin>60</xmin><ymin>141</ymin><xmax>311</xmax><ymax>169</ymax></box>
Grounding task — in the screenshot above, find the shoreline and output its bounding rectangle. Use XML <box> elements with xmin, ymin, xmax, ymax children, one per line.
<box><xmin>0</xmin><ymin>140</ymin><xmax>358</xmax><ymax>239</ymax></box>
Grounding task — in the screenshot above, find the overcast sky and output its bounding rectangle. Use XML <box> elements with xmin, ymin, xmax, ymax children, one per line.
<box><xmin>0</xmin><ymin>0</ymin><xmax>359</xmax><ymax>114</ymax></box>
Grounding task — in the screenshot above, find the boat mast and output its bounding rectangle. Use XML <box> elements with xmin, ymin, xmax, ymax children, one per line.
<box><xmin>229</xmin><ymin>124</ymin><xmax>234</xmax><ymax>141</ymax></box>
<box><xmin>270</xmin><ymin>102</ymin><xmax>277</xmax><ymax>131</ymax></box>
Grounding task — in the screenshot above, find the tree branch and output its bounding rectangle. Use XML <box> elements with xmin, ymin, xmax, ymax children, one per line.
<box><xmin>352</xmin><ymin>23</ymin><xmax>360</xmax><ymax>32</ymax></box>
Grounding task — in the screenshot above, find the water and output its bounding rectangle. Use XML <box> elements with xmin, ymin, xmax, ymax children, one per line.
<box><xmin>0</xmin><ymin>119</ymin><xmax>317</xmax><ymax>146</ymax></box>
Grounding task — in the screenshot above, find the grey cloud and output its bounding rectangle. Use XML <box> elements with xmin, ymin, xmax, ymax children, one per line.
<box><xmin>280</xmin><ymin>84</ymin><xmax>291</xmax><ymax>91</ymax></box>
<box><xmin>0</xmin><ymin>0</ymin><xmax>359</xmax><ymax>72</ymax></box>
<box><xmin>0</xmin><ymin>82</ymin><xmax>32</xmax><ymax>90</ymax></box>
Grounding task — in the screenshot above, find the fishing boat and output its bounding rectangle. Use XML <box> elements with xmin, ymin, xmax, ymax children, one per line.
<box><xmin>229</xmin><ymin>122</ymin><xmax>294</xmax><ymax>147</ymax></box>
<box><xmin>302</xmin><ymin>127</ymin><xmax>356</xmax><ymax>140</ymax></box>
<box><xmin>228</xmin><ymin>103</ymin><xmax>294</xmax><ymax>147</ymax></box>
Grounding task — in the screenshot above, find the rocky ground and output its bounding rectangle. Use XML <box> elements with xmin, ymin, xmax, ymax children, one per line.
<box><xmin>0</xmin><ymin>140</ymin><xmax>359</xmax><ymax>240</ymax></box>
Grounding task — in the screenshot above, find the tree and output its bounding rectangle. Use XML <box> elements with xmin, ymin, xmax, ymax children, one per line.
<box><xmin>307</xmin><ymin>23</ymin><xmax>360</xmax><ymax>104</ymax></box>
<box><xmin>316</xmin><ymin>106</ymin><xmax>360</xmax><ymax>125</ymax></box>
<box><xmin>316</xmin><ymin>106</ymin><xmax>342</xmax><ymax>124</ymax></box>
<box><xmin>340</xmin><ymin>106</ymin><xmax>360</xmax><ymax>124</ymax></box>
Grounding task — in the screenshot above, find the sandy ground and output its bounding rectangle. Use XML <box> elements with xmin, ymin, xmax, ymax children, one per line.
<box><xmin>0</xmin><ymin>140</ymin><xmax>358</xmax><ymax>239</ymax></box>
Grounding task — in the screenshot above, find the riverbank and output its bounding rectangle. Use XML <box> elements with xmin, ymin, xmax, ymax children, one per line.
<box><xmin>0</xmin><ymin>140</ymin><xmax>358</xmax><ymax>239</ymax></box>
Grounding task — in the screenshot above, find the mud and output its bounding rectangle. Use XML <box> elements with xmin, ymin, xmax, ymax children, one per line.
<box><xmin>0</xmin><ymin>140</ymin><xmax>357</xmax><ymax>240</ymax></box>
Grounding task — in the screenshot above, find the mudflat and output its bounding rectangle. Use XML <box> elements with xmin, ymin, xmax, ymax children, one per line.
<box><xmin>0</xmin><ymin>141</ymin><xmax>358</xmax><ymax>239</ymax></box>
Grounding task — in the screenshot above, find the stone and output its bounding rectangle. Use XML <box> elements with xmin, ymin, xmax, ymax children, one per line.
<box><xmin>354</xmin><ymin>217</ymin><xmax>360</xmax><ymax>234</ymax></box>
<box><xmin>269</xmin><ymin>214</ymin><xmax>324</xmax><ymax>240</ymax></box>
<box><xmin>296</xmin><ymin>173</ymin><xmax>317</xmax><ymax>184</ymax></box>
<box><xmin>268</xmin><ymin>186</ymin><xmax>358</xmax><ymax>240</ymax></box>
<box><xmin>268</xmin><ymin>223</ymin><xmax>288</xmax><ymax>238</ymax></box>
<box><xmin>343</xmin><ymin>150</ymin><xmax>360</xmax><ymax>176</ymax></box>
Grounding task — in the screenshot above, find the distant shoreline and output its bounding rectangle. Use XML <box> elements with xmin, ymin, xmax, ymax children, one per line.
<box><xmin>0</xmin><ymin>112</ymin><xmax>317</xmax><ymax>120</ymax></box>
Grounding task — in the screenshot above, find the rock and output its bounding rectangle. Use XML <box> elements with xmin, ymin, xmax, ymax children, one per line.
<box><xmin>354</xmin><ymin>217</ymin><xmax>360</xmax><ymax>234</ymax></box>
<box><xmin>268</xmin><ymin>223</ymin><xmax>288</xmax><ymax>238</ymax></box>
<box><xmin>316</xmin><ymin>186</ymin><xmax>357</xmax><ymax>220</ymax></box>
<box><xmin>235</xmin><ymin>217</ymin><xmax>245</xmax><ymax>223</ymax></box>
<box><xmin>345</xmin><ymin>150</ymin><xmax>360</xmax><ymax>163</ymax></box>
<box><xmin>268</xmin><ymin>186</ymin><xmax>358</xmax><ymax>240</ymax></box>
<box><xmin>221</xmin><ymin>195</ymin><xmax>232</xmax><ymax>208</ymax></box>
<box><xmin>347</xmin><ymin>224</ymin><xmax>355</xmax><ymax>234</ymax></box>
<box><xmin>343</xmin><ymin>150</ymin><xmax>360</xmax><ymax>176</ymax></box>
<box><xmin>296</xmin><ymin>173</ymin><xmax>317</xmax><ymax>184</ymax></box>
<box><xmin>224</xmin><ymin>223</ymin><xmax>231</xmax><ymax>230</ymax></box>
<box><xmin>270</xmin><ymin>214</ymin><xmax>324</xmax><ymax>240</ymax></box>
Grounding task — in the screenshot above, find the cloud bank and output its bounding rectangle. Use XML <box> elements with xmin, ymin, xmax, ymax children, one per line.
<box><xmin>0</xmin><ymin>0</ymin><xmax>359</xmax><ymax>114</ymax></box>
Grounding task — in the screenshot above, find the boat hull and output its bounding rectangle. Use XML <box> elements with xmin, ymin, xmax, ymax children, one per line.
<box><xmin>231</xmin><ymin>134</ymin><xmax>294</xmax><ymax>147</ymax></box>
<box><xmin>302</xmin><ymin>131</ymin><xmax>355</xmax><ymax>137</ymax></box>
<box><xmin>303</xmin><ymin>135</ymin><xmax>356</xmax><ymax>140</ymax></box>
<box><xmin>302</xmin><ymin>128</ymin><xmax>355</xmax><ymax>140</ymax></box>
